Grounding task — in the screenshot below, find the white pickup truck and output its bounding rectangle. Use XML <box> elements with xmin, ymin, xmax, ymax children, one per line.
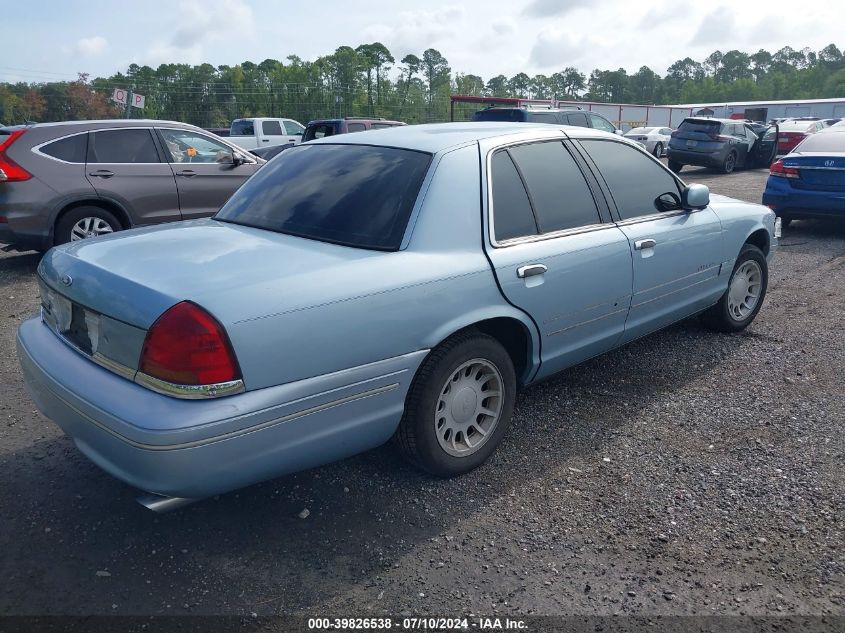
<box><xmin>228</xmin><ymin>117</ymin><xmax>306</xmax><ymax>150</ymax></box>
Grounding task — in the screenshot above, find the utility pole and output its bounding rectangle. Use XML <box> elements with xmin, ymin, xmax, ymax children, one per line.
<box><xmin>125</xmin><ymin>89</ymin><xmax>133</xmax><ymax>119</ymax></box>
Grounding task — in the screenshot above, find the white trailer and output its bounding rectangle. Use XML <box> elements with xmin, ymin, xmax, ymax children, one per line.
<box><xmin>671</xmin><ymin>98</ymin><xmax>845</xmax><ymax>122</ymax></box>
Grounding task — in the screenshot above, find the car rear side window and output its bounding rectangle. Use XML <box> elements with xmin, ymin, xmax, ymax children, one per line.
<box><xmin>589</xmin><ymin>113</ymin><xmax>616</xmax><ymax>133</ymax></box>
<box><xmin>581</xmin><ymin>139</ymin><xmax>681</xmax><ymax>221</ymax></box>
<box><xmin>216</xmin><ymin>144</ymin><xmax>431</xmax><ymax>251</ymax></box>
<box><xmin>284</xmin><ymin>121</ymin><xmax>304</xmax><ymax>135</ymax></box>
<box><xmin>508</xmin><ymin>141</ymin><xmax>600</xmax><ymax>233</ymax></box>
<box><xmin>40</xmin><ymin>134</ymin><xmax>87</xmax><ymax>163</ymax></box>
<box><xmin>347</xmin><ymin>123</ymin><xmax>366</xmax><ymax>132</ymax></box>
<box><xmin>262</xmin><ymin>120</ymin><xmax>283</xmax><ymax>135</ymax></box>
<box><xmin>563</xmin><ymin>112</ymin><xmax>589</xmax><ymax>127</ymax></box>
<box><xmin>528</xmin><ymin>112</ymin><xmax>558</xmax><ymax>124</ymax></box>
<box><xmin>490</xmin><ymin>151</ymin><xmax>538</xmax><ymax>241</ymax></box>
<box><xmin>88</xmin><ymin>129</ymin><xmax>160</xmax><ymax>164</ymax></box>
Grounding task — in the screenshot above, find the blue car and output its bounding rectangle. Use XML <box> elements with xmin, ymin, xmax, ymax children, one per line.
<box><xmin>17</xmin><ymin>123</ymin><xmax>777</xmax><ymax>510</ymax></box>
<box><xmin>763</xmin><ymin>126</ymin><xmax>845</xmax><ymax>226</ymax></box>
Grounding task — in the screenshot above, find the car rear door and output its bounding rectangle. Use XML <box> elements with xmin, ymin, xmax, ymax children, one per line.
<box><xmin>283</xmin><ymin>120</ymin><xmax>305</xmax><ymax>145</ymax></box>
<box><xmin>258</xmin><ymin>120</ymin><xmax>291</xmax><ymax>147</ymax></box>
<box><xmin>85</xmin><ymin>128</ymin><xmax>181</xmax><ymax>226</ymax></box>
<box><xmin>481</xmin><ymin>137</ymin><xmax>633</xmax><ymax>380</ymax></box>
<box><xmin>576</xmin><ymin>138</ymin><xmax>726</xmax><ymax>343</ymax></box>
<box><xmin>157</xmin><ymin>128</ymin><xmax>260</xmax><ymax>220</ymax></box>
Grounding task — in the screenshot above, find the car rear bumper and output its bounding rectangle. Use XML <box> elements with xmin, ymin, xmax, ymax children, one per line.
<box><xmin>667</xmin><ymin>147</ymin><xmax>727</xmax><ymax>167</ymax></box>
<box><xmin>762</xmin><ymin>177</ymin><xmax>845</xmax><ymax>217</ymax></box>
<box><xmin>17</xmin><ymin>317</ymin><xmax>427</xmax><ymax>499</ymax></box>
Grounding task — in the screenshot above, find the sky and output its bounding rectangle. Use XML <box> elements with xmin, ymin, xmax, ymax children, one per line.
<box><xmin>1</xmin><ymin>0</ymin><xmax>842</xmax><ymax>85</ymax></box>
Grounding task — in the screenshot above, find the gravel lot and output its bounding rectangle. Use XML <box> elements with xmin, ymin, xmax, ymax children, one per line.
<box><xmin>0</xmin><ymin>164</ymin><xmax>843</xmax><ymax>622</ymax></box>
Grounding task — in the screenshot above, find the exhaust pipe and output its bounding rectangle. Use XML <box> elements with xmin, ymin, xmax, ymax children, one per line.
<box><xmin>137</xmin><ymin>494</ymin><xmax>197</xmax><ymax>513</ymax></box>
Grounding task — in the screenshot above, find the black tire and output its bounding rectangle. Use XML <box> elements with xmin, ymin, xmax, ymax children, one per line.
<box><xmin>55</xmin><ymin>206</ymin><xmax>121</xmax><ymax>245</ymax></box>
<box><xmin>721</xmin><ymin>151</ymin><xmax>737</xmax><ymax>174</ymax></box>
<box><xmin>393</xmin><ymin>331</ymin><xmax>517</xmax><ymax>477</ymax></box>
<box><xmin>668</xmin><ymin>160</ymin><xmax>684</xmax><ymax>173</ymax></box>
<box><xmin>780</xmin><ymin>217</ymin><xmax>792</xmax><ymax>228</ymax></box>
<box><xmin>701</xmin><ymin>244</ymin><xmax>768</xmax><ymax>333</ymax></box>
<box><xmin>653</xmin><ymin>142</ymin><xmax>664</xmax><ymax>158</ymax></box>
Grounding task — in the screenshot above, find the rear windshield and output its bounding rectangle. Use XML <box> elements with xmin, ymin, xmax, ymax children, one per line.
<box><xmin>230</xmin><ymin>120</ymin><xmax>254</xmax><ymax>136</ymax></box>
<box><xmin>678</xmin><ymin>120</ymin><xmax>722</xmax><ymax>134</ymax></box>
<box><xmin>779</xmin><ymin>121</ymin><xmax>815</xmax><ymax>132</ymax></box>
<box><xmin>472</xmin><ymin>109</ymin><xmax>525</xmax><ymax>122</ymax></box>
<box><xmin>216</xmin><ymin>144</ymin><xmax>432</xmax><ymax>251</ymax></box>
<box><xmin>795</xmin><ymin>132</ymin><xmax>845</xmax><ymax>153</ymax></box>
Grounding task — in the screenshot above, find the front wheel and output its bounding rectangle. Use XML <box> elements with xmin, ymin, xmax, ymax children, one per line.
<box><xmin>701</xmin><ymin>244</ymin><xmax>768</xmax><ymax>333</ymax></box>
<box><xmin>393</xmin><ymin>331</ymin><xmax>516</xmax><ymax>477</ymax></box>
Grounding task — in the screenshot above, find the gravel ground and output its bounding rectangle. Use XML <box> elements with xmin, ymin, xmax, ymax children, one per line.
<box><xmin>0</xmin><ymin>165</ymin><xmax>843</xmax><ymax>621</ymax></box>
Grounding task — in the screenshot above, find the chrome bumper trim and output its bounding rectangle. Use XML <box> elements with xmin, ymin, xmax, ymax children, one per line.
<box><xmin>134</xmin><ymin>373</ymin><xmax>246</xmax><ymax>399</ymax></box>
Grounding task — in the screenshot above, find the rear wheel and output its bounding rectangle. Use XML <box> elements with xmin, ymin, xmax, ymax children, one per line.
<box><xmin>653</xmin><ymin>142</ymin><xmax>664</xmax><ymax>158</ymax></box>
<box><xmin>780</xmin><ymin>217</ymin><xmax>792</xmax><ymax>228</ymax></box>
<box><xmin>721</xmin><ymin>151</ymin><xmax>737</xmax><ymax>174</ymax></box>
<box><xmin>55</xmin><ymin>206</ymin><xmax>121</xmax><ymax>245</ymax></box>
<box><xmin>393</xmin><ymin>331</ymin><xmax>516</xmax><ymax>477</ymax></box>
<box><xmin>701</xmin><ymin>244</ymin><xmax>768</xmax><ymax>333</ymax></box>
<box><xmin>668</xmin><ymin>160</ymin><xmax>684</xmax><ymax>173</ymax></box>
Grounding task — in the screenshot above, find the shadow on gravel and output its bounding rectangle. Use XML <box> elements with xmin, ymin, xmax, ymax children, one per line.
<box><xmin>0</xmin><ymin>251</ymin><xmax>41</xmax><ymax>280</ymax></box>
<box><xmin>0</xmin><ymin>316</ymin><xmax>756</xmax><ymax>615</ymax></box>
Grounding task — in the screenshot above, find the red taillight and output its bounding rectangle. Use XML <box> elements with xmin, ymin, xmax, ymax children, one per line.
<box><xmin>770</xmin><ymin>159</ymin><xmax>800</xmax><ymax>179</ymax></box>
<box><xmin>139</xmin><ymin>302</ymin><xmax>241</xmax><ymax>386</ymax></box>
<box><xmin>0</xmin><ymin>216</ymin><xmax>7</xmax><ymax>224</ymax></box>
<box><xmin>0</xmin><ymin>130</ymin><xmax>32</xmax><ymax>182</ymax></box>
<box><xmin>708</xmin><ymin>134</ymin><xmax>732</xmax><ymax>142</ymax></box>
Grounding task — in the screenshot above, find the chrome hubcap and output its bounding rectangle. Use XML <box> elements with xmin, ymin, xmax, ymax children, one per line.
<box><xmin>70</xmin><ymin>217</ymin><xmax>114</xmax><ymax>241</ymax></box>
<box><xmin>727</xmin><ymin>260</ymin><xmax>762</xmax><ymax>321</ymax></box>
<box><xmin>435</xmin><ymin>358</ymin><xmax>504</xmax><ymax>457</ymax></box>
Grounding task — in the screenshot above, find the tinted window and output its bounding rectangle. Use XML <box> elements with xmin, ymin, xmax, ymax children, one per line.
<box><xmin>473</xmin><ymin>109</ymin><xmax>525</xmax><ymax>122</ymax></box>
<box><xmin>89</xmin><ymin>129</ymin><xmax>159</xmax><ymax>164</ymax></box>
<box><xmin>284</xmin><ymin>121</ymin><xmax>304</xmax><ymax>135</ymax></box>
<box><xmin>795</xmin><ymin>132</ymin><xmax>845</xmax><ymax>152</ymax></box>
<box><xmin>231</xmin><ymin>120</ymin><xmax>254</xmax><ymax>136</ymax></box>
<box><xmin>41</xmin><ymin>134</ymin><xmax>87</xmax><ymax>163</ymax></box>
<box><xmin>508</xmin><ymin>141</ymin><xmax>600</xmax><ymax>233</ymax></box>
<box><xmin>528</xmin><ymin>112</ymin><xmax>558</xmax><ymax>124</ymax></box>
<box><xmin>216</xmin><ymin>144</ymin><xmax>431</xmax><ymax>251</ymax></box>
<box><xmin>589</xmin><ymin>113</ymin><xmax>616</xmax><ymax>133</ymax></box>
<box><xmin>262</xmin><ymin>120</ymin><xmax>284</xmax><ymax>135</ymax></box>
<box><xmin>563</xmin><ymin>112</ymin><xmax>589</xmax><ymax>127</ymax></box>
<box><xmin>371</xmin><ymin>122</ymin><xmax>400</xmax><ymax>129</ymax></box>
<box><xmin>581</xmin><ymin>140</ymin><xmax>681</xmax><ymax>220</ymax></box>
<box><xmin>490</xmin><ymin>150</ymin><xmax>537</xmax><ymax>241</ymax></box>
<box><xmin>303</xmin><ymin>123</ymin><xmax>337</xmax><ymax>141</ymax></box>
<box><xmin>678</xmin><ymin>119</ymin><xmax>721</xmax><ymax>134</ymax></box>
<box><xmin>347</xmin><ymin>123</ymin><xmax>366</xmax><ymax>132</ymax></box>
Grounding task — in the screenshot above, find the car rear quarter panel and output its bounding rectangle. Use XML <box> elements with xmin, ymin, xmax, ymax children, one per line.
<box><xmin>708</xmin><ymin>194</ymin><xmax>776</xmax><ymax>267</ymax></box>
<box><xmin>227</xmin><ymin>144</ymin><xmax>540</xmax><ymax>391</ymax></box>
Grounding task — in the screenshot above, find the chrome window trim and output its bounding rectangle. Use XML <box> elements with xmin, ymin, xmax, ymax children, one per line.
<box><xmin>31</xmin><ymin>130</ymin><xmax>90</xmax><ymax>165</ymax></box>
<box><xmin>485</xmin><ymin>135</ymin><xmax>613</xmax><ymax>248</ymax></box>
<box><xmin>134</xmin><ymin>373</ymin><xmax>246</xmax><ymax>399</ymax></box>
<box><xmin>614</xmin><ymin>209</ymin><xmax>691</xmax><ymax>227</ymax></box>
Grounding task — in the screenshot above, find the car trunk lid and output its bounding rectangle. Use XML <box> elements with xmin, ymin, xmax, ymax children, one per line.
<box><xmin>782</xmin><ymin>152</ymin><xmax>845</xmax><ymax>191</ymax></box>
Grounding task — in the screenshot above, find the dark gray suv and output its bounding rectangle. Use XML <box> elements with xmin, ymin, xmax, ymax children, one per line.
<box><xmin>0</xmin><ymin>120</ymin><xmax>262</xmax><ymax>250</ymax></box>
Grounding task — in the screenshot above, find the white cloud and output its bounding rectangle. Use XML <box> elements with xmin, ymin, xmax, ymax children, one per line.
<box><xmin>141</xmin><ymin>0</ymin><xmax>254</xmax><ymax>66</ymax></box>
<box><xmin>522</xmin><ymin>0</ymin><xmax>590</xmax><ymax>18</ymax></box>
<box><xmin>691</xmin><ymin>10</ymin><xmax>737</xmax><ymax>46</ymax></box>
<box><xmin>74</xmin><ymin>36</ymin><xmax>108</xmax><ymax>57</ymax></box>
<box><xmin>361</xmin><ymin>5</ymin><xmax>466</xmax><ymax>58</ymax></box>
<box><xmin>529</xmin><ymin>27</ymin><xmax>587</xmax><ymax>69</ymax></box>
<box><xmin>491</xmin><ymin>18</ymin><xmax>517</xmax><ymax>36</ymax></box>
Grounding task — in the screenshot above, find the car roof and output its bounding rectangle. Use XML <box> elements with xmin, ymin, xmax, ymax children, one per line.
<box><xmin>6</xmin><ymin>119</ymin><xmax>201</xmax><ymax>130</ymax></box>
<box><xmin>681</xmin><ymin>117</ymin><xmax>735</xmax><ymax>124</ymax></box>
<box><xmin>304</xmin><ymin>121</ymin><xmax>630</xmax><ymax>154</ymax></box>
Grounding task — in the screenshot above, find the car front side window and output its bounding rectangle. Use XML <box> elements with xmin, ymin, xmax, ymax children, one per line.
<box><xmin>580</xmin><ymin>139</ymin><xmax>682</xmax><ymax>221</ymax></box>
<box><xmin>589</xmin><ymin>113</ymin><xmax>616</xmax><ymax>133</ymax></box>
<box><xmin>159</xmin><ymin>129</ymin><xmax>235</xmax><ymax>164</ymax></box>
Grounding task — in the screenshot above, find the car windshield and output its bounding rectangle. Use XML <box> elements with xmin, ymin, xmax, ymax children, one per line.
<box><xmin>779</xmin><ymin>121</ymin><xmax>814</xmax><ymax>132</ymax></box>
<box><xmin>472</xmin><ymin>109</ymin><xmax>523</xmax><ymax>122</ymax></box>
<box><xmin>794</xmin><ymin>132</ymin><xmax>845</xmax><ymax>152</ymax></box>
<box><xmin>215</xmin><ymin>143</ymin><xmax>432</xmax><ymax>251</ymax></box>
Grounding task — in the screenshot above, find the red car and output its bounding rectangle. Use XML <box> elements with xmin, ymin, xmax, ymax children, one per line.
<box><xmin>777</xmin><ymin>119</ymin><xmax>827</xmax><ymax>154</ymax></box>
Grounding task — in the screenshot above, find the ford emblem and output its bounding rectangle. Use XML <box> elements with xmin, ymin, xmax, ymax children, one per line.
<box><xmin>60</xmin><ymin>274</ymin><xmax>73</xmax><ymax>287</ymax></box>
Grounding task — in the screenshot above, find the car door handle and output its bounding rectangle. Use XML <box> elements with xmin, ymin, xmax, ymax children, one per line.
<box><xmin>175</xmin><ymin>170</ymin><xmax>196</xmax><ymax>178</ymax></box>
<box><xmin>634</xmin><ymin>239</ymin><xmax>657</xmax><ymax>250</ymax></box>
<box><xmin>261</xmin><ymin>139</ymin><xmax>270</xmax><ymax>143</ymax></box>
<box><xmin>88</xmin><ymin>170</ymin><xmax>114</xmax><ymax>178</ymax></box>
<box><xmin>516</xmin><ymin>264</ymin><xmax>547</xmax><ymax>278</ymax></box>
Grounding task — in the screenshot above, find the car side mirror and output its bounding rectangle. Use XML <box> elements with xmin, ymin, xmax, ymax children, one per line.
<box><xmin>231</xmin><ymin>152</ymin><xmax>245</xmax><ymax>167</ymax></box>
<box><xmin>655</xmin><ymin>192</ymin><xmax>682</xmax><ymax>211</ymax></box>
<box><xmin>614</xmin><ymin>129</ymin><xmax>624</xmax><ymax>135</ymax></box>
<box><xmin>681</xmin><ymin>184</ymin><xmax>710</xmax><ymax>210</ymax></box>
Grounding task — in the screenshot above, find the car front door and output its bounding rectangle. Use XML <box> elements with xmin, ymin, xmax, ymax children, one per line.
<box><xmin>283</xmin><ymin>120</ymin><xmax>305</xmax><ymax>145</ymax></box>
<box><xmin>259</xmin><ymin>120</ymin><xmax>290</xmax><ymax>147</ymax></box>
<box><xmin>85</xmin><ymin>128</ymin><xmax>181</xmax><ymax>226</ymax></box>
<box><xmin>157</xmin><ymin>128</ymin><xmax>260</xmax><ymax>220</ymax></box>
<box><xmin>576</xmin><ymin>138</ymin><xmax>725</xmax><ymax>344</ymax></box>
<box><xmin>482</xmin><ymin>137</ymin><xmax>634</xmax><ymax>380</ymax></box>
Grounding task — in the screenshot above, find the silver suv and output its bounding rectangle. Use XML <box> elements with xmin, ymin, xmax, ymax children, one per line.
<box><xmin>0</xmin><ymin>120</ymin><xmax>262</xmax><ymax>250</ymax></box>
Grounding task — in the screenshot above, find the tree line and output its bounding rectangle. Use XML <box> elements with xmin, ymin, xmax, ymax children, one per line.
<box><xmin>1</xmin><ymin>43</ymin><xmax>844</xmax><ymax>128</ymax></box>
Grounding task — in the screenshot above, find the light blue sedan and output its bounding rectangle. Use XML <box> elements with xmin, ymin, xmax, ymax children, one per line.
<box><xmin>17</xmin><ymin>123</ymin><xmax>777</xmax><ymax>510</ymax></box>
